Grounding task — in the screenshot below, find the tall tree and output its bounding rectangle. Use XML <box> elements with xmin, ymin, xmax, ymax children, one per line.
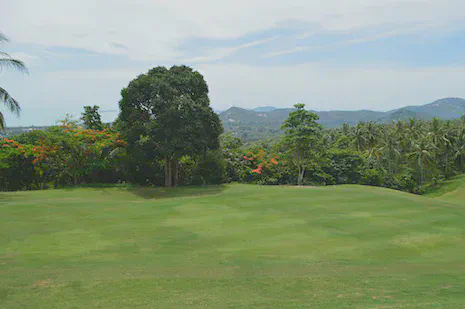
<box><xmin>0</xmin><ymin>33</ymin><xmax>28</xmax><ymax>130</ymax></box>
<box><xmin>282</xmin><ymin>103</ymin><xmax>322</xmax><ymax>186</ymax></box>
<box><xmin>81</xmin><ymin>105</ymin><xmax>104</xmax><ymax>130</ymax></box>
<box><xmin>117</xmin><ymin>65</ymin><xmax>222</xmax><ymax>187</ymax></box>
<box><xmin>408</xmin><ymin>137</ymin><xmax>436</xmax><ymax>187</ymax></box>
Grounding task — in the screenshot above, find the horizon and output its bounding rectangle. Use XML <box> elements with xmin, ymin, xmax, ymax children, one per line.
<box><xmin>4</xmin><ymin>96</ymin><xmax>465</xmax><ymax>128</ymax></box>
<box><xmin>2</xmin><ymin>1</ymin><xmax>465</xmax><ymax>126</ymax></box>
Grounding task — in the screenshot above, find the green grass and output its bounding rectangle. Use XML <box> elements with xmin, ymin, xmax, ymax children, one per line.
<box><xmin>425</xmin><ymin>175</ymin><xmax>465</xmax><ymax>200</ymax></box>
<box><xmin>1</xmin><ymin>183</ymin><xmax>465</xmax><ymax>308</ymax></box>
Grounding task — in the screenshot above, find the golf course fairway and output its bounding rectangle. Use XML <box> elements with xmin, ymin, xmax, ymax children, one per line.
<box><xmin>1</xmin><ymin>180</ymin><xmax>465</xmax><ymax>308</ymax></box>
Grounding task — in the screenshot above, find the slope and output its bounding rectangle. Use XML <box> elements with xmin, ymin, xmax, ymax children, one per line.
<box><xmin>1</xmin><ymin>184</ymin><xmax>465</xmax><ymax>308</ymax></box>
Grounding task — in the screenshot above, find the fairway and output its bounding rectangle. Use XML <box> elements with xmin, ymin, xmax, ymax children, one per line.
<box><xmin>1</xmin><ymin>183</ymin><xmax>465</xmax><ymax>308</ymax></box>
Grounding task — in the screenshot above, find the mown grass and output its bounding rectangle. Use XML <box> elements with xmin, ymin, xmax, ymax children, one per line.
<box><xmin>1</xmin><ymin>183</ymin><xmax>465</xmax><ymax>308</ymax></box>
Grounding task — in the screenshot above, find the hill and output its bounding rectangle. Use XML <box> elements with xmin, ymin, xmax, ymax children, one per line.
<box><xmin>220</xmin><ymin>98</ymin><xmax>465</xmax><ymax>140</ymax></box>
<box><xmin>2</xmin><ymin>183</ymin><xmax>465</xmax><ymax>308</ymax></box>
<box><xmin>252</xmin><ymin>106</ymin><xmax>277</xmax><ymax>112</ymax></box>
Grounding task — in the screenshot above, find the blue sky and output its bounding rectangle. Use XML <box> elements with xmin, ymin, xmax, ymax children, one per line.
<box><xmin>2</xmin><ymin>0</ymin><xmax>465</xmax><ymax>126</ymax></box>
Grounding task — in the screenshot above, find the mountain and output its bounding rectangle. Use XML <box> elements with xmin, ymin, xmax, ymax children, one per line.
<box><xmin>252</xmin><ymin>106</ymin><xmax>278</xmax><ymax>112</ymax></box>
<box><xmin>317</xmin><ymin>110</ymin><xmax>386</xmax><ymax>127</ymax></box>
<box><xmin>220</xmin><ymin>98</ymin><xmax>465</xmax><ymax>140</ymax></box>
<box><xmin>398</xmin><ymin>98</ymin><xmax>465</xmax><ymax>119</ymax></box>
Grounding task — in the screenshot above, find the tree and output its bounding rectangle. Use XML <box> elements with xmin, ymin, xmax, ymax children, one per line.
<box><xmin>352</xmin><ymin>122</ymin><xmax>366</xmax><ymax>152</ymax></box>
<box><xmin>117</xmin><ymin>65</ymin><xmax>223</xmax><ymax>187</ymax></box>
<box><xmin>281</xmin><ymin>103</ymin><xmax>322</xmax><ymax>186</ymax></box>
<box><xmin>81</xmin><ymin>105</ymin><xmax>104</xmax><ymax>130</ymax></box>
<box><xmin>0</xmin><ymin>33</ymin><xmax>28</xmax><ymax>130</ymax></box>
<box><xmin>408</xmin><ymin>137</ymin><xmax>436</xmax><ymax>187</ymax></box>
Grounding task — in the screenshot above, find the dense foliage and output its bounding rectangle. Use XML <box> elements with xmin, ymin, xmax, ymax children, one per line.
<box><xmin>117</xmin><ymin>65</ymin><xmax>223</xmax><ymax>187</ymax></box>
<box><xmin>230</xmin><ymin>117</ymin><xmax>465</xmax><ymax>193</ymax></box>
<box><xmin>1</xmin><ymin>66</ymin><xmax>226</xmax><ymax>191</ymax></box>
<box><xmin>0</xmin><ymin>32</ymin><xmax>28</xmax><ymax>130</ymax></box>
<box><xmin>81</xmin><ymin>105</ymin><xmax>104</xmax><ymax>130</ymax></box>
<box><xmin>2</xmin><ymin>64</ymin><xmax>465</xmax><ymax>193</ymax></box>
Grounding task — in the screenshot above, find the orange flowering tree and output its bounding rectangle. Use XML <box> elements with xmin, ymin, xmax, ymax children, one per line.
<box><xmin>242</xmin><ymin>148</ymin><xmax>280</xmax><ymax>184</ymax></box>
<box><xmin>0</xmin><ymin>137</ymin><xmax>36</xmax><ymax>190</ymax></box>
<box><xmin>33</xmin><ymin>119</ymin><xmax>127</xmax><ymax>186</ymax></box>
<box><xmin>1</xmin><ymin>118</ymin><xmax>128</xmax><ymax>190</ymax></box>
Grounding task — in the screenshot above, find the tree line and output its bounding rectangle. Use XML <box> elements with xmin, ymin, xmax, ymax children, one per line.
<box><xmin>223</xmin><ymin>111</ymin><xmax>465</xmax><ymax>193</ymax></box>
<box><xmin>2</xmin><ymin>64</ymin><xmax>465</xmax><ymax>193</ymax></box>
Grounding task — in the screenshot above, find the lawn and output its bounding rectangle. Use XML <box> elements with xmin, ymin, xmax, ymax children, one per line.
<box><xmin>1</xmin><ymin>183</ymin><xmax>465</xmax><ymax>308</ymax></box>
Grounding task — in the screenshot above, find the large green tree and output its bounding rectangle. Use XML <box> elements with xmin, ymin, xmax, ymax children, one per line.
<box><xmin>282</xmin><ymin>103</ymin><xmax>322</xmax><ymax>186</ymax></box>
<box><xmin>81</xmin><ymin>105</ymin><xmax>104</xmax><ymax>130</ymax></box>
<box><xmin>0</xmin><ymin>33</ymin><xmax>28</xmax><ymax>130</ymax></box>
<box><xmin>117</xmin><ymin>65</ymin><xmax>222</xmax><ymax>187</ymax></box>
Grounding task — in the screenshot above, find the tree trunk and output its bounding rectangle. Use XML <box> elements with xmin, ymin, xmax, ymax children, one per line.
<box><xmin>171</xmin><ymin>160</ymin><xmax>178</xmax><ymax>187</ymax></box>
<box><xmin>445</xmin><ymin>154</ymin><xmax>449</xmax><ymax>178</ymax></box>
<box><xmin>164</xmin><ymin>157</ymin><xmax>171</xmax><ymax>187</ymax></box>
<box><xmin>164</xmin><ymin>157</ymin><xmax>178</xmax><ymax>187</ymax></box>
<box><xmin>297</xmin><ymin>165</ymin><xmax>305</xmax><ymax>186</ymax></box>
<box><xmin>419</xmin><ymin>158</ymin><xmax>423</xmax><ymax>187</ymax></box>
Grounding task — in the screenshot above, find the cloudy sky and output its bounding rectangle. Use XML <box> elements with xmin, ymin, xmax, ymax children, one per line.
<box><xmin>2</xmin><ymin>0</ymin><xmax>465</xmax><ymax>126</ymax></box>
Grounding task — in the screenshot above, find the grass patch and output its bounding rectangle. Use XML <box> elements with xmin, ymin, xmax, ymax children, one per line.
<box><xmin>1</xmin><ymin>183</ymin><xmax>465</xmax><ymax>308</ymax></box>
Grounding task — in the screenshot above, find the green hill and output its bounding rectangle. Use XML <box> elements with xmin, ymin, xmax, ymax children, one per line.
<box><xmin>2</xmin><ymin>183</ymin><xmax>465</xmax><ymax>308</ymax></box>
<box><xmin>402</xmin><ymin>97</ymin><xmax>465</xmax><ymax>120</ymax></box>
<box><xmin>220</xmin><ymin>98</ymin><xmax>465</xmax><ymax>139</ymax></box>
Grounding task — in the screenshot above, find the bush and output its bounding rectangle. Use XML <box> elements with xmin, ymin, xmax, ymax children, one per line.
<box><xmin>188</xmin><ymin>150</ymin><xmax>226</xmax><ymax>185</ymax></box>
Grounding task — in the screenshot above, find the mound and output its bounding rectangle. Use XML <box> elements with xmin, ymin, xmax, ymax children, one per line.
<box><xmin>1</xmin><ymin>184</ymin><xmax>465</xmax><ymax>308</ymax></box>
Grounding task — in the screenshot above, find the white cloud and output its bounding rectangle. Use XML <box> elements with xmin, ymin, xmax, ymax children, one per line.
<box><xmin>262</xmin><ymin>23</ymin><xmax>452</xmax><ymax>58</ymax></box>
<box><xmin>7</xmin><ymin>52</ymin><xmax>40</xmax><ymax>65</ymax></box>
<box><xmin>182</xmin><ymin>36</ymin><xmax>278</xmax><ymax>63</ymax></box>
<box><xmin>2</xmin><ymin>0</ymin><xmax>465</xmax><ymax>126</ymax></box>
<box><xmin>2</xmin><ymin>0</ymin><xmax>465</xmax><ymax>60</ymax></box>
<box><xmin>3</xmin><ymin>62</ymin><xmax>465</xmax><ymax>126</ymax></box>
<box><xmin>198</xmin><ymin>63</ymin><xmax>465</xmax><ymax>111</ymax></box>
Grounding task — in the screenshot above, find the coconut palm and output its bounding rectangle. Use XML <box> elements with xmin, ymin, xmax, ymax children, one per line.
<box><xmin>0</xmin><ymin>32</ymin><xmax>28</xmax><ymax>130</ymax></box>
<box><xmin>352</xmin><ymin>122</ymin><xmax>366</xmax><ymax>152</ymax></box>
<box><xmin>453</xmin><ymin>126</ymin><xmax>465</xmax><ymax>173</ymax></box>
<box><xmin>378</xmin><ymin>129</ymin><xmax>400</xmax><ymax>173</ymax></box>
<box><xmin>365</xmin><ymin>121</ymin><xmax>380</xmax><ymax>157</ymax></box>
<box><xmin>408</xmin><ymin>137</ymin><xmax>437</xmax><ymax>187</ymax></box>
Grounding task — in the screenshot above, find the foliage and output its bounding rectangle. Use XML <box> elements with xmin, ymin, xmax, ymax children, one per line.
<box><xmin>281</xmin><ymin>103</ymin><xmax>322</xmax><ymax>185</ymax></box>
<box><xmin>0</xmin><ymin>32</ymin><xmax>28</xmax><ymax>130</ymax></box>
<box><xmin>117</xmin><ymin>65</ymin><xmax>223</xmax><ymax>187</ymax></box>
<box><xmin>225</xmin><ymin>115</ymin><xmax>465</xmax><ymax>193</ymax></box>
<box><xmin>0</xmin><ymin>118</ymin><xmax>127</xmax><ymax>190</ymax></box>
<box><xmin>81</xmin><ymin>105</ymin><xmax>104</xmax><ymax>130</ymax></box>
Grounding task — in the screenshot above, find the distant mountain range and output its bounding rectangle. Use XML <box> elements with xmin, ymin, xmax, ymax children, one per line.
<box><xmin>219</xmin><ymin>98</ymin><xmax>465</xmax><ymax>139</ymax></box>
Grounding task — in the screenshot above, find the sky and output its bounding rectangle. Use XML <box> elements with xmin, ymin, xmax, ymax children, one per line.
<box><xmin>1</xmin><ymin>0</ymin><xmax>465</xmax><ymax>126</ymax></box>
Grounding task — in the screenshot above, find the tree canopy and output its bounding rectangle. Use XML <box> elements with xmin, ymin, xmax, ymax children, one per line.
<box><xmin>117</xmin><ymin>65</ymin><xmax>222</xmax><ymax>186</ymax></box>
<box><xmin>0</xmin><ymin>33</ymin><xmax>28</xmax><ymax>130</ymax></box>
<box><xmin>282</xmin><ymin>103</ymin><xmax>322</xmax><ymax>185</ymax></box>
<box><xmin>81</xmin><ymin>105</ymin><xmax>104</xmax><ymax>130</ymax></box>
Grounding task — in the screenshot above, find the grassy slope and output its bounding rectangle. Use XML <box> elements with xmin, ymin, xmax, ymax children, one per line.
<box><xmin>1</xmin><ymin>184</ymin><xmax>465</xmax><ymax>308</ymax></box>
<box><xmin>425</xmin><ymin>175</ymin><xmax>465</xmax><ymax>201</ymax></box>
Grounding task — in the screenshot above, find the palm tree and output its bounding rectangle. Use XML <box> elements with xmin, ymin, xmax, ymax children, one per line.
<box><xmin>352</xmin><ymin>122</ymin><xmax>366</xmax><ymax>152</ymax></box>
<box><xmin>0</xmin><ymin>32</ymin><xmax>28</xmax><ymax>130</ymax></box>
<box><xmin>365</xmin><ymin>121</ymin><xmax>380</xmax><ymax>157</ymax></box>
<box><xmin>453</xmin><ymin>126</ymin><xmax>465</xmax><ymax>173</ymax></box>
<box><xmin>378</xmin><ymin>129</ymin><xmax>400</xmax><ymax>173</ymax></box>
<box><xmin>408</xmin><ymin>137</ymin><xmax>437</xmax><ymax>187</ymax></box>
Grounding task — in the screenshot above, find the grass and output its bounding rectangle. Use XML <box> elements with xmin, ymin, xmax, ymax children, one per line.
<box><xmin>1</xmin><ymin>183</ymin><xmax>465</xmax><ymax>308</ymax></box>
